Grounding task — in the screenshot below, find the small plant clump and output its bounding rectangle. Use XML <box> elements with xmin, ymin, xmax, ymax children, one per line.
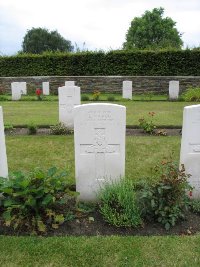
<box><xmin>4</xmin><ymin>124</ymin><xmax>14</xmax><ymax>132</ymax></box>
<box><xmin>28</xmin><ymin>123</ymin><xmax>37</xmax><ymax>135</ymax></box>
<box><xmin>81</xmin><ymin>95</ymin><xmax>90</xmax><ymax>101</ymax></box>
<box><xmin>92</xmin><ymin>90</ymin><xmax>101</xmax><ymax>101</ymax></box>
<box><xmin>138</xmin><ymin>112</ymin><xmax>157</xmax><ymax>134</ymax></box>
<box><xmin>107</xmin><ymin>95</ymin><xmax>115</xmax><ymax>101</ymax></box>
<box><xmin>0</xmin><ymin>167</ymin><xmax>77</xmax><ymax>234</ymax></box>
<box><xmin>98</xmin><ymin>179</ymin><xmax>142</xmax><ymax>227</ymax></box>
<box><xmin>36</xmin><ymin>88</ymin><xmax>42</xmax><ymax>101</ymax></box>
<box><xmin>138</xmin><ymin>160</ymin><xmax>191</xmax><ymax>230</ymax></box>
<box><xmin>189</xmin><ymin>199</ymin><xmax>200</xmax><ymax>214</ymax></box>
<box><xmin>182</xmin><ymin>87</ymin><xmax>200</xmax><ymax>101</ymax></box>
<box><xmin>50</xmin><ymin>123</ymin><xmax>73</xmax><ymax>135</ymax></box>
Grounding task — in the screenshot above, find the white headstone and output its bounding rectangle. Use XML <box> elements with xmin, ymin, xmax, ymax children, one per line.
<box><xmin>58</xmin><ymin>86</ymin><xmax>81</xmax><ymax>128</ymax></box>
<box><xmin>74</xmin><ymin>103</ymin><xmax>126</xmax><ymax>201</ymax></box>
<box><xmin>122</xmin><ymin>81</ymin><xmax>132</xmax><ymax>99</ymax></box>
<box><xmin>180</xmin><ymin>104</ymin><xmax>200</xmax><ymax>198</ymax></box>
<box><xmin>169</xmin><ymin>81</ymin><xmax>179</xmax><ymax>100</ymax></box>
<box><xmin>65</xmin><ymin>81</ymin><xmax>75</xmax><ymax>86</ymax></box>
<box><xmin>0</xmin><ymin>107</ymin><xmax>8</xmax><ymax>178</ymax></box>
<box><xmin>42</xmin><ymin>82</ymin><xmax>50</xmax><ymax>95</ymax></box>
<box><xmin>11</xmin><ymin>82</ymin><xmax>22</xmax><ymax>101</ymax></box>
<box><xmin>20</xmin><ymin>82</ymin><xmax>27</xmax><ymax>95</ymax></box>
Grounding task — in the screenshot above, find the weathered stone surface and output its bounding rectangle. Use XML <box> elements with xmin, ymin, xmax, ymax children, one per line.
<box><xmin>65</xmin><ymin>81</ymin><xmax>75</xmax><ymax>86</ymax></box>
<box><xmin>2</xmin><ymin>76</ymin><xmax>200</xmax><ymax>95</ymax></box>
<box><xmin>74</xmin><ymin>103</ymin><xmax>126</xmax><ymax>201</ymax></box>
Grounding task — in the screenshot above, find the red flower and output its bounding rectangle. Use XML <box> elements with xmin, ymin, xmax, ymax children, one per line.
<box><xmin>189</xmin><ymin>191</ymin><xmax>192</xmax><ymax>197</ymax></box>
<box><xmin>36</xmin><ymin>88</ymin><xmax>42</xmax><ymax>96</ymax></box>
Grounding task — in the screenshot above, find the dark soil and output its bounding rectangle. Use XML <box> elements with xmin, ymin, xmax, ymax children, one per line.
<box><xmin>1</xmin><ymin>210</ymin><xmax>200</xmax><ymax>237</ymax></box>
<box><xmin>5</xmin><ymin>128</ymin><xmax>181</xmax><ymax>136</ymax></box>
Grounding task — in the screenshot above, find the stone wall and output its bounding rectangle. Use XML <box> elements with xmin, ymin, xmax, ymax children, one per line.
<box><xmin>0</xmin><ymin>76</ymin><xmax>200</xmax><ymax>94</ymax></box>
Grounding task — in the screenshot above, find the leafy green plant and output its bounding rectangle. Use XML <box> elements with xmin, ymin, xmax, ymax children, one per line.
<box><xmin>50</xmin><ymin>123</ymin><xmax>73</xmax><ymax>135</ymax></box>
<box><xmin>138</xmin><ymin>112</ymin><xmax>157</xmax><ymax>134</ymax></box>
<box><xmin>182</xmin><ymin>87</ymin><xmax>200</xmax><ymax>101</ymax></box>
<box><xmin>107</xmin><ymin>95</ymin><xmax>115</xmax><ymax>101</ymax></box>
<box><xmin>92</xmin><ymin>90</ymin><xmax>101</xmax><ymax>101</ymax></box>
<box><xmin>189</xmin><ymin>199</ymin><xmax>200</xmax><ymax>214</ymax></box>
<box><xmin>28</xmin><ymin>123</ymin><xmax>37</xmax><ymax>135</ymax></box>
<box><xmin>99</xmin><ymin>179</ymin><xmax>142</xmax><ymax>227</ymax></box>
<box><xmin>0</xmin><ymin>167</ymin><xmax>77</xmax><ymax>233</ymax></box>
<box><xmin>4</xmin><ymin>123</ymin><xmax>14</xmax><ymax>131</ymax></box>
<box><xmin>139</xmin><ymin>160</ymin><xmax>191</xmax><ymax>230</ymax></box>
<box><xmin>81</xmin><ymin>95</ymin><xmax>90</xmax><ymax>101</ymax></box>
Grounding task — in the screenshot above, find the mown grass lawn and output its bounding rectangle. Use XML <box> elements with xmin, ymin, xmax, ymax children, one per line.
<box><xmin>6</xmin><ymin>135</ymin><xmax>181</xmax><ymax>183</ymax></box>
<box><xmin>1</xmin><ymin>100</ymin><xmax>199</xmax><ymax>126</ymax></box>
<box><xmin>0</xmin><ymin>235</ymin><xmax>200</xmax><ymax>266</ymax></box>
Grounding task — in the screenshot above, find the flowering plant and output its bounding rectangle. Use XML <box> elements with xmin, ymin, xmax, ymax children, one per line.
<box><xmin>138</xmin><ymin>111</ymin><xmax>156</xmax><ymax>134</ymax></box>
<box><xmin>36</xmin><ymin>88</ymin><xmax>42</xmax><ymax>100</ymax></box>
<box><xmin>92</xmin><ymin>90</ymin><xmax>101</xmax><ymax>101</ymax></box>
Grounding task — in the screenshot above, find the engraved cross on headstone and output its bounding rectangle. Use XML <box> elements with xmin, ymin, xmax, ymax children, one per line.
<box><xmin>80</xmin><ymin>128</ymin><xmax>120</xmax><ymax>181</ymax></box>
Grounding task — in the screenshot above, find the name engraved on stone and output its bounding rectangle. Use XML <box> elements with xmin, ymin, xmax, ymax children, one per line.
<box><xmin>87</xmin><ymin>111</ymin><xmax>113</xmax><ymax>122</ymax></box>
<box><xmin>80</xmin><ymin>128</ymin><xmax>120</xmax><ymax>181</ymax></box>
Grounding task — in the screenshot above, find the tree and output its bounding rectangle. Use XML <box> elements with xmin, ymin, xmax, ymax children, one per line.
<box><xmin>123</xmin><ymin>7</ymin><xmax>183</xmax><ymax>50</ymax></box>
<box><xmin>22</xmin><ymin>27</ymin><xmax>74</xmax><ymax>54</ymax></box>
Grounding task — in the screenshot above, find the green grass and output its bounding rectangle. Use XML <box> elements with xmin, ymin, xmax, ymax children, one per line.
<box><xmin>6</xmin><ymin>135</ymin><xmax>180</xmax><ymax>183</ymax></box>
<box><xmin>2</xmin><ymin>135</ymin><xmax>199</xmax><ymax>266</ymax></box>
<box><xmin>1</xmin><ymin>100</ymin><xmax>199</xmax><ymax>127</ymax></box>
<box><xmin>0</xmin><ymin>235</ymin><xmax>200</xmax><ymax>266</ymax></box>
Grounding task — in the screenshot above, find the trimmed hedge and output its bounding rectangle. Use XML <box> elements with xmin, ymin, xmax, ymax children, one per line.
<box><xmin>1</xmin><ymin>50</ymin><xmax>200</xmax><ymax>77</ymax></box>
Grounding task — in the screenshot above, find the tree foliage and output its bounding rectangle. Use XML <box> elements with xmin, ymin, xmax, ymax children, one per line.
<box><xmin>123</xmin><ymin>7</ymin><xmax>183</xmax><ymax>50</ymax></box>
<box><xmin>22</xmin><ymin>27</ymin><xmax>74</xmax><ymax>54</ymax></box>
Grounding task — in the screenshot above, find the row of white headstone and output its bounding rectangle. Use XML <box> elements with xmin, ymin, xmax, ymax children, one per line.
<box><xmin>11</xmin><ymin>80</ymin><xmax>179</xmax><ymax>101</ymax></box>
<box><xmin>11</xmin><ymin>82</ymin><xmax>50</xmax><ymax>100</ymax></box>
<box><xmin>122</xmin><ymin>80</ymin><xmax>180</xmax><ymax>100</ymax></box>
<box><xmin>1</xmin><ymin>103</ymin><xmax>200</xmax><ymax>201</ymax></box>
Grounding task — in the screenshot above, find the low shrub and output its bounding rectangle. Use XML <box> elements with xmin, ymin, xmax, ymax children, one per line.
<box><xmin>107</xmin><ymin>95</ymin><xmax>115</xmax><ymax>101</ymax></box>
<box><xmin>4</xmin><ymin>124</ymin><xmax>14</xmax><ymax>131</ymax></box>
<box><xmin>98</xmin><ymin>179</ymin><xmax>142</xmax><ymax>227</ymax></box>
<box><xmin>182</xmin><ymin>87</ymin><xmax>200</xmax><ymax>101</ymax></box>
<box><xmin>81</xmin><ymin>95</ymin><xmax>90</xmax><ymax>101</ymax></box>
<box><xmin>138</xmin><ymin>160</ymin><xmax>191</xmax><ymax>230</ymax></box>
<box><xmin>28</xmin><ymin>123</ymin><xmax>37</xmax><ymax>135</ymax></box>
<box><xmin>50</xmin><ymin>123</ymin><xmax>73</xmax><ymax>135</ymax></box>
<box><xmin>0</xmin><ymin>167</ymin><xmax>77</xmax><ymax>234</ymax></box>
<box><xmin>189</xmin><ymin>199</ymin><xmax>200</xmax><ymax>214</ymax></box>
<box><xmin>92</xmin><ymin>90</ymin><xmax>101</xmax><ymax>101</ymax></box>
<box><xmin>138</xmin><ymin>112</ymin><xmax>157</xmax><ymax>134</ymax></box>
<box><xmin>0</xmin><ymin>96</ymin><xmax>8</xmax><ymax>101</ymax></box>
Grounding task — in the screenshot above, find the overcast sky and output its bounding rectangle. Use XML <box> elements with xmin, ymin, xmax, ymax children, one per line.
<box><xmin>0</xmin><ymin>0</ymin><xmax>200</xmax><ymax>55</ymax></box>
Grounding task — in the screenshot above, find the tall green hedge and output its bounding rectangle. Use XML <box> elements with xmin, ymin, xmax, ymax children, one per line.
<box><xmin>0</xmin><ymin>50</ymin><xmax>200</xmax><ymax>77</ymax></box>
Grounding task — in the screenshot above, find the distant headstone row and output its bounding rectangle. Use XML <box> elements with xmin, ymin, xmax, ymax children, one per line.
<box><xmin>122</xmin><ymin>80</ymin><xmax>180</xmax><ymax>100</ymax></box>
